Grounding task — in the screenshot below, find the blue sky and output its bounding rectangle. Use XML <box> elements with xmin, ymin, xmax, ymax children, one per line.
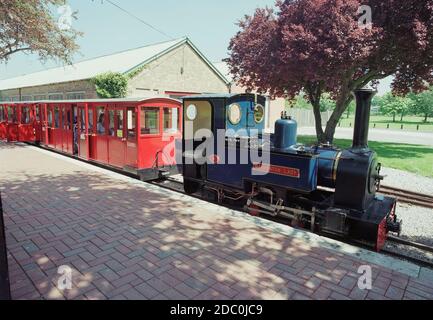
<box><xmin>0</xmin><ymin>0</ymin><xmax>276</xmax><ymax>80</ymax></box>
<box><xmin>0</xmin><ymin>0</ymin><xmax>391</xmax><ymax>94</ymax></box>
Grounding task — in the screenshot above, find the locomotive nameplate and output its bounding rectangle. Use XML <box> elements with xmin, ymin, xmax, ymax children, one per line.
<box><xmin>252</xmin><ymin>163</ymin><xmax>300</xmax><ymax>178</ymax></box>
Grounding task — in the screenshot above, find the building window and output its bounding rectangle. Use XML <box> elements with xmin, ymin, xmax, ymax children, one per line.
<box><xmin>49</xmin><ymin>93</ymin><xmax>64</xmax><ymax>101</ymax></box>
<box><xmin>66</xmin><ymin>92</ymin><xmax>85</xmax><ymax>100</ymax></box>
<box><xmin>21</xmin><ymin>96</ymin><xmax>32</xmax><ymax>101</ymax></box>
<box><xmin>11</xmin><ymin>96</ymin><xmax>19</xmax><ymax>102</ymax></box>
<box><xmin>141</xmin><ymin>107</ymin><xmax>159</xmax><ymax>135</ymax></box>
<box><xmin>163</xmin><ymin>108</ymin><xmax>179</xmax><ymax>133</ymax></box>
<box><xmin>34</xmin><ymin>95</ymin><xmax>47</xmax><ymax>101</ymax></box>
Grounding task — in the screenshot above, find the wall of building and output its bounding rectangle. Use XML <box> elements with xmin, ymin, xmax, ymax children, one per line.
<box><xmin>0</xmin><ymin>80</ymin><xmax>97</xmax><ymax>101</ymax></box>
<box><xmin>127</xmin><ymin>43</ymin><xmax>229</xmax><ymax>97</ymax></box>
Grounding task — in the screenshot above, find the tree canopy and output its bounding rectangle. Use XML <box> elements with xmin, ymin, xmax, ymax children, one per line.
<box><xmin>92</xmin><ymin>72</ymin><xmax>128</xmax><ymax>99</ymax></box>
<box><xmin>379</xmin><ymin>94</ymin><xmax>414</xmax><ymax>122</ymax></box>
<box><xmin>227</xmin><ymin>0</ymin><xmax>433</xmax><ymax>142</ymax></box>
<box><xmin>409</xmin><ymin>87</ymin><xmax>433</xmax><ymax>122</ymax></box>
<box><xmin>0</xmin><ymin>0</ymin><xmax>81</xmax><ymax>64</ymax></box>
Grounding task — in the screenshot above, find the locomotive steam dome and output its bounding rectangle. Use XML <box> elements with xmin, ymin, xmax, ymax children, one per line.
<box><xmin>274</xmin><ymin>113</ymin><xmax>298</xmax><ymax>149</ymax></box>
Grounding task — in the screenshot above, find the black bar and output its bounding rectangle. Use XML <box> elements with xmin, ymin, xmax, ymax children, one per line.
<box><xmin>352</xmin><ymin>88</ymin><xmax>376</xmax><ymax>149</ymax></box>
<box><xmin>0</xmin><ymin>192</ymin><xmax>11</xmax><ymax>300</ymax></box>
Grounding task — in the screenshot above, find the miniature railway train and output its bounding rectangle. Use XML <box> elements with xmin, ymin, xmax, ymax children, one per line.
<box><xmin>0</xmin><ymin>89</ymin><xmax>402</xmax><ymax>251</ymax></box>
<box><xmin>0</xmin><ymin>97</ymin><xmax>182</xmax><ymax>180</ymax></box>
<box><xmin>181</xmin><ymin>89</ymin><xmax>402</xmax><ymax>251</ymax></box>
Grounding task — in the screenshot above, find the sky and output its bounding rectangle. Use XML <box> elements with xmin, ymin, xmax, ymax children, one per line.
<box><xmin>0</xmin><ymin>0</ymin><xmax>275</xmax><ymax>79</ymax></box>
<box><xmin>0</xmin><ymin>0</ymin><xmax>392</xmax><ymax>95</ymax></box>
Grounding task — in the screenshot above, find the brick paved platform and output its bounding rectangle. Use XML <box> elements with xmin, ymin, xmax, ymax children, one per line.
<box><xmin>1</xmin><ymin>141</ymin><xmax>433</xmax><ymax>300</ymax></box>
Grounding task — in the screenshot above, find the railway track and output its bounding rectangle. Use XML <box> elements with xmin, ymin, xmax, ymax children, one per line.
<box><xmin>379</xmin><ymin>185</ymin><xmax>433</xmax><ymax>209</ymax></box>
<box><xmin>383</xmin><ymin>236</ymin><xmax>433</xmax><ymax>269</ymax></box>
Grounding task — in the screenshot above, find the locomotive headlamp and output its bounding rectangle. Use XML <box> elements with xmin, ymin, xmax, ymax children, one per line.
<box><xmin>186</xmin><ymin>104</ymin><xmax>197</xmax><ymax>121</ymax></box>
<box><xmin>228</xmin><ymin>103</ymin><xmax>242</xmax><ymax>125</ymax></box>
<box><xmin>254</xmin><ymin>104</ymin><xmax>265</xmax><ymax>124</ymax></box>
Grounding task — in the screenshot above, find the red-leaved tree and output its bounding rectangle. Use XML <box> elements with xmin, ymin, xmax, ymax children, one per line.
<box><xmin>227</xmin><ymin>0</ymin><xmax>433</xmax><ymax>143</ymax></box>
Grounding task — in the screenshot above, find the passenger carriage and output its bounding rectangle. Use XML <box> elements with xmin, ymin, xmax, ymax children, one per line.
<box><xmin>0</xmin><ymin>97</ymin><xmax>182</xmax><ymax>181</ymax></box>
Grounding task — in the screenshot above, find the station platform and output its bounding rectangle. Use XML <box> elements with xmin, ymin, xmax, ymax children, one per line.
<box><xmin>1</xmin><ymin>141</ymin><xmax>433</xmax><ymax>300</ymax></box>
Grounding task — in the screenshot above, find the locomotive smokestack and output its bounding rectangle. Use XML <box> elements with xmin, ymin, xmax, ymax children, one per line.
<box><xmin>352</xmin><ymin>88</ymin><xmax>376</xmax><ymax>150</ymax></box>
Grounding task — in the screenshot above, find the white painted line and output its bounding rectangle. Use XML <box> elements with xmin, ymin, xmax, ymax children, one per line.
<box><xmin>26</xmin><ymin>143</ymin><xmax>422</xmax><ymax>278</ymax></box>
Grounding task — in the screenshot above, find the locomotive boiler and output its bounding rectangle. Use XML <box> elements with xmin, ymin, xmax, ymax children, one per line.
<box><xmin>182</xmin><ymin>89</ymin><xmax>402</xmax><ymax>251</ymax></box>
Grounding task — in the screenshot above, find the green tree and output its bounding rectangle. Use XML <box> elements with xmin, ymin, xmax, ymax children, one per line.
<box><xmin>380</xmin><ymin>94</ymin><xmax>414</xmax><ymax>122</ymax></box>
<box><xmin>0</xmin><ymin>0</ymin><xmax>81</xmax><ymax>63</ymax></box>
<box><xmin>410</xmin><ymin>88</ymin><xmax>433</xmax><ymax>122</ymax></box>
<box><xmin>92</xmin><ymin>72</ymin><xmax>128</xmax><ymax>99</ymax></box>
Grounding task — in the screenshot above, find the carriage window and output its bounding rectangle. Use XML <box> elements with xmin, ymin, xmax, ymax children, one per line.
<box><xmin>8</xmin><ymin>106</ymin><xmax>17</xmax><ymax>123</ymax></box>
<box><xmin>48</xmin><ymin>108</ymin><xmax>53</xmax><ymax>127</ymax></box>
<box><xmin>21</xmin><ymin>106</ymin><xmax>31</xmax><ymax>124</ymax></box>
<box><xmin>35</xmin><ymin>106</ymin><xmax>40</xmax><ymax>121</ymax></box>
<box><xmin>54</xmin><ymin>106</ymin><xmax>60</xmax><ymax>128</ymax></box>
<box><xmin>141</xmin><ymin>107</ymin><xmax>160</xmax><ymax>135</ymax></box>
<box><xmin>96</xmin><ymin>107</ymin><xmax>106</xmax><ymax>135</ymax></box>
<box><xmin>80</xmin><ymin>108</ymin><xmax>86</xmax><ymax>131</ymax></box>
<box><xmin>63</xmin><ymin>108</ymin><xmax>71</xmax><ymax>130</ymax></box>
<box><xmin>127</xmin><ymin>108</ymin><xmax>136</xmax><ymax>139</ymax></box>
<box><xmin>88</xmin><ymin>109</ymin><xmax>94</xmax><ymax>134</ymax></box>
<box><xmin>163</xmin><ymin>108</ymin><xmax>179</xmax><ymax>133</ymax></box>
<box><xmin>116</xmin><ymin>110</ymin><xmax>124</xmax><ymax>138</ymax></box>
<box><xmin>109</xmin><ymin>110</ymin><xmax>115</xmax><ymax>136</ymax></box>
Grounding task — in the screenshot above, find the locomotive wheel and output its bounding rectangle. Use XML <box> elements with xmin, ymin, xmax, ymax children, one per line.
<box><xmin>184</xmin><ymin>179</ymin><xmax>200</xmax><ymax>195</ymax></box>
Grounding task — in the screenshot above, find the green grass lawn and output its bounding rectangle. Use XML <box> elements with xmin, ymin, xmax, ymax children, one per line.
<box><xmin>298</xmin><ymin>135</ymin><xmax>433</xmax><ymax>178</ymax></box>
<box><xmin>338</xmin><ymin>115</ymin><xmax>433</xmax><ymax>132</ymax></box>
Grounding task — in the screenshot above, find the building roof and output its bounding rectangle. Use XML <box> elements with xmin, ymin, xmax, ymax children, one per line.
<box><xmin>0</xmin><ymin>37</ymin><xmax>230</xmax><ymax>91</ymax></box>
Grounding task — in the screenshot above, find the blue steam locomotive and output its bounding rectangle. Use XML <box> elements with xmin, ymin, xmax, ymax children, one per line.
<box><xmin>181</xmin><ymin>89</ymin><xmax>401</xmax><ymax>251</ymax></box>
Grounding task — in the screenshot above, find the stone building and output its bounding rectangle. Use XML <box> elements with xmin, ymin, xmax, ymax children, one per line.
<box><xmin>0</xmin><ymin>37</ymin><xmax>230</xmax><ymax>101</ymax></box>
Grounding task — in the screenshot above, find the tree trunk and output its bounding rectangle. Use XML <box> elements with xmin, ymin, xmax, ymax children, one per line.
<box><xmin>400</xmin><ymin>113</ymin><xmax>404</xmax><ymax>122</ymax></box>
<box><xmin>425</xmin><ymin>113</ymin><xmax>428</xmax><ymax>123</ymax></box>
<box><xmin>393</xmin><ymin>113</ymin><xmax>396</xmax><ymax>122</ymax></box>
<box><xmin>323</xmin><ymin>92</ymin><xmax>353</xmax><ymax>143</ymax></box>
<box><xmin>312</xmin><ymin>101</ymin><xmax>325</xmax><ymax>142</ymax></box>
